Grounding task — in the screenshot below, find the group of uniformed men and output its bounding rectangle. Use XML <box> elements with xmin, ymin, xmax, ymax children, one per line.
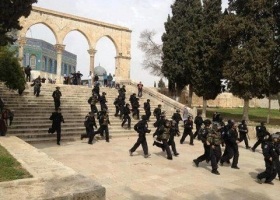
<box><xmin>48</xmin><ymin>82</ymin><xmax>280</xmax><ymax>185</ymax></box>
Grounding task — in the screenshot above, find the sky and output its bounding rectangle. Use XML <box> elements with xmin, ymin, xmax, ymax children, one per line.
<box><xmin>26</xmin><ymin>0</ymin><xmax>228</xmax><ymax>86</ymax></box>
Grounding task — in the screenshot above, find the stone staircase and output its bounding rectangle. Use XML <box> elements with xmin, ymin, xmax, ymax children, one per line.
<box><xmin>0</xmin><ymin>82</ymin><xmax>184</xmax><ymax>143</ymax></box>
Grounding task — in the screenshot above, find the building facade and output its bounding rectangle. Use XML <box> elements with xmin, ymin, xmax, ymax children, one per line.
<box><xmin>13</xmin><ymin>37</ymin><xmax>77</xmax><ymax>81</ymax></box>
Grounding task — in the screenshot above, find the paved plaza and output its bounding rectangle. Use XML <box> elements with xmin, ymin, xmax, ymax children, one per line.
<box><xmin>33</xmin><ymin>135</ymin><xmax>280</xmax><ymax>200</ymax></box>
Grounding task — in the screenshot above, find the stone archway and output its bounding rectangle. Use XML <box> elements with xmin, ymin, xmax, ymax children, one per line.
<box><xmin>18</xmin><ymin>6</ymin><xmax>131</xmax><ymax>83</ymax></box>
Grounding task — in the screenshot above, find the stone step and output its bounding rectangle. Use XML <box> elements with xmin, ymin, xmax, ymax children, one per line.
<box><xmin>9</xmin><ymin>120</ymin><xmax>158</xmax><ymax>128</ymax></box>
<box><xmin>8</xmin><ymin>127</ymin><xmax>145</xmax><ymax>135</ymax></box>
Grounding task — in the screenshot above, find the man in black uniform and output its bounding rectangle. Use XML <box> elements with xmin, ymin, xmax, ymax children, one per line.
<box><xmin>180</xmin><ymin>116</ymin><xmax>194</xmax><ymax>145</ymax></box>
<box><xmin>92</xmin><ymin>82</ymin><xmax>100</xmax><ymax>99</ymax></box>
<box><xmin>88</xmin><ymin>93</ymin><xmax>99</xmax><ymax>113</ymax></box>
<box><xmin>81</xmin><ymin>112</ymin><xmax>97</xmax><ymax>144</ymax></box>
<box><xmin>153</xmin><ymin>111</ymin><xmax>166</xmax><ymax>138</ymax></box>
<box><xmin>220</xmin><ymin>122</ymin><xmax>240</xmax><ymax>169</ymax></box>
<box><xmin>48</xmin><ymin>108</ymin><xmax>65</xmax><ymax>145</ymax></box>
<box><xmin>193</xmin><ymin>119</ymin><xmax>212</xmax><ymax>167</ymax></box>
<box><xmin>99</xmin><ymin>92</ymin><xmax>108</xmax><ymax>111</ymax></box>
<box><xmin>129</xmin><ymin>93</ymin><xmax>137</xmax><ymax>106</ymax></box>
<box><xmin>95</xmin><ymin>109</ymin><xmax>111</xmax><ymax>142</ymax></box>
<box><xmin>172</xmin><ymin>109</ymin><xmax>182</xmax><ymax>129</ymax></box>
<box><xmin>257</xmin><ymin>135</ymin><xmax>278</xmax><ymax>184</ymax></box>
<box><xmin>193</xmin><ymin>113</ymin><xmax>203</xmax><ymax>139</ymax></box>
<box><xmin>118</xmin><ymin>96</ymin><xmax>126</xmax><ymax>119</ymax></box>
<box><xmin>238</xmin><ymin>120</ymin><xmax>250</xmax><ymax>149</ymax></box>
<box><xmin>273</xmin><ymin>133</ymin><xmax>280</xmax><ymax>181</ymax></box>
<box><xmin>122</xmin><ymin>103</ymin><xmax>131</xmax><ymax>129</ymax></box>
<box><xmin>118</xmin><ymin>85</ymin><xmax>126</xmax><ymax>100</ymax></box>
<box><xmin>114</xmin><ymin>97</ymin><xmax>120</xmax><ymax>117</ymax></box>
<box><xmin>144</xmin><ymin>99</ymin><xmax>151</xmax><ymax>121</ymax></box>
<box><xmin>169</xmin><ymin>120</ymin><xmax>180</xmax><ymax>156</ymax></box>
<box><xmin>129</xmin><ymin>115</ymin><xmax>151</xmax><ymax>158</ymax></box>
<box><xmin>153</xmin><ymin>104</ymin><xmax>162</xmax><ymax>122</ymax></box>
<box><xmin>25</xmin><ymin>65</ymin><xmax>32</xmax><ymax>82</ymax></box>
<box><xmin>132</xmin><ymin>98</ymin><xmax>140</xmax><ymax>120</ymax></box>
<box><xmin>52</xmin><ymin>87</ymin><xmax>62</xmax><ymax>110</ymax></box>
<box><xmin>252</xmin><ymin>122</ymin><xmax>270</xmax><ymax>152</ymax></box>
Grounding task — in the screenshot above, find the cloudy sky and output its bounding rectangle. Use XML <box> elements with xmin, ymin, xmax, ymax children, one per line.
<box><xmin>27</xmin><ymin>0</ymin><xmax>228</xmax><ymax>86</ymax></box>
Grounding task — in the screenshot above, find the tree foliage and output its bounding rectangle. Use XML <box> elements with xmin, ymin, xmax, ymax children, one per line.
<box><xmin>0</xmin><ymin>46</ymin><xmax>26</xmax><ymax>91</ymax></box>
<box><xmin>0</xmin><ymin>0</ymin><xmax>37</xmax><ymax>46</ymax></box>
<box><xmin>217</xmin><ymin>0</ymin><xmax>279</xmax><ymax>119</ymax></box>
<box><xmin>158</xmin><ymin>78</ymin><xmax>166</xmax><ymax>89</ymax></box>
<box><xmin>191</xmin><ymin>0</ymin><xmax>223</xmax><ymax>101</ymax></box>
<box><xmin>162</xmin><ymin>0</ymin><xmax>204</xmax><ymax>92</ymax></box>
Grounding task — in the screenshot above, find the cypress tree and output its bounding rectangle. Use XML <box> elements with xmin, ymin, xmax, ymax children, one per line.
<box><xmin>162</xmin><ymin>0</ymin><xmax>203</xmax><ymax>105</ymax></box>
<box><xmin>191</xmin><ymin>0</ymin><xmax>223</xmax><ymax>116</ymax></box>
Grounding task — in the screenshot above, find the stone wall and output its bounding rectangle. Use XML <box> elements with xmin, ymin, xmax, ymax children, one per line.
<box><xmin>189</xmin><ymin>92</ymin><xmax>279</xmax><ymax>110</ymax></box>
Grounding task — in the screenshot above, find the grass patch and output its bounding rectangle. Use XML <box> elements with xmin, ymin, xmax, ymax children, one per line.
<box><xmin>0</xmin><ymin>144</ymin><xmax>32</xmax><ymax>182</ymax></box>
<box><xmin>199</xmin><ymin>108</ymin><xmax>280</xmax><ymax>126</ymax></box>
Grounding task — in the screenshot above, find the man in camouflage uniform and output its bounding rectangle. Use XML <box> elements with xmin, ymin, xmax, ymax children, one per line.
<box><xmin>207</xmin><ymin>122</ymin><xmax>223</xmax><ymax>175</ymax></box>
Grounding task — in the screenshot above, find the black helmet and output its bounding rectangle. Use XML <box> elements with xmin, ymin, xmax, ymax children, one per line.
<box><xmin>141</xmin><ymin>115</ymin><xmax>147</xmax><ymax>120</ymax></box>
<box><xmin>203</xmin><ymin>119</ymin><xmax>212</xmax><ymax>125</ymax></box>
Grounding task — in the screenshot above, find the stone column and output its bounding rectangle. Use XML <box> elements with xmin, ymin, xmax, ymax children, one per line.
<box><xmin>18</xmin><ymin>37</ymin><xmax>27</xmax><ymax>67</ymax></box>
<box><xmin>54</xmin><ymin>44</ymin><xmax>65</xmax><ymax>84</ymax></box>
<box><xmin>88</xmin><ymin>48</ymin><xmax>97</xmax><ymax>83</ymax></box>
<box><xmin>115</xmin><ymin>53</ymin><xmax>131</xmax><ymax>81</ymax></box>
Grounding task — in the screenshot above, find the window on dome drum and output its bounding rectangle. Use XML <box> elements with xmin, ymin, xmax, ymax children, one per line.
<box><xmin>48</xmin><ymin>58</ymin><xmax>53</xmax><ymax>73</ymax></box>
<box><xmin>68</xmin><ymin>65</ymin><xmax>71</xmax><ymax>75</ymax></box>
<box><xmin>42</xmin><ymin>56</ymin><xmax>47</xmax><ymax>71</ymax></box>
<box><xmin>64</xmin><ymin>63</ymin><xmax>67</xmax><ymax>75</ymax></box>
<box><xmin>30</xmin><ymin>55</ymin><xmax>36</xmax><ymax>69</ymax></box>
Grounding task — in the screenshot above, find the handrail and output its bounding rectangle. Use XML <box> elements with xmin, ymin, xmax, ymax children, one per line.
<box><xmin>119</xmin><ymin>79</ymin><xmax>196</xmax><ymax>116</ymax></box>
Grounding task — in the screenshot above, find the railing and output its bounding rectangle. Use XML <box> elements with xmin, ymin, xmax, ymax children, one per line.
<box><xmin>119</xmin><ymin>79</ymin><xmax>197</xmax><ymax>117</ymax></box>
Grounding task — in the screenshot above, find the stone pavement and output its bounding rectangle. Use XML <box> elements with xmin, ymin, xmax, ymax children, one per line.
<box><xmin>33</xmin><ymin>135</ymin><xmax>280</xmax><ymax>200</ymax></box>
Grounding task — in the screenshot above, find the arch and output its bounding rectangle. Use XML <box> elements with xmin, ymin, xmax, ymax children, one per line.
<box><xmin>21</xmin><ymin>22</ymin><xmax>58</xmax><ymax>43</ymax></box>
<box><xmin>62</xmin><ymin>29</ymin><xmax>91</xmax><ymax>49</ymax></box>
<box><xmin>19</xmin><ymin>6</ymin><xmax>132</xmax><ymax>82</ymax></box>
<box><xmin>94</xmin><ymin>35</ymin><xmax>119</xmax><ymax>55</ymax></box>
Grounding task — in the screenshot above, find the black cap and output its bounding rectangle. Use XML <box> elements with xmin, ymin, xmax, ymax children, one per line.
<box><xmin>203</xmin><ymin>119</ymin><xmax>211</xmax><ymax>125</ymax></box>
<box><xmin>141</xmin><ymin>115</ymin><xmax>147</xmax><ymax>120</ymax></box>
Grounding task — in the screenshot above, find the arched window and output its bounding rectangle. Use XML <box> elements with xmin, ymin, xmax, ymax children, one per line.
<box><xmin>30</xmin><ymin>55</ymin><xmax>36</xmax><ymax>69</ymax></box>
<box><xmin>42</xmin><ymin>56</ymin><xmax>47</xmax><ymax>71</ymax></box>
<box><xmin>68</xmin><ymin>65</ymin><xmax>72</xmax><ymax>75</ymax></box>
<box><xmin>48</xmin><ymin>58</ymin><xmax>53</xmax><ymax>73</ymax></box>
<box><xmin>64</xmin><ymin>63</ymin><xmax>68</xmax><ymax>75</ymax></box>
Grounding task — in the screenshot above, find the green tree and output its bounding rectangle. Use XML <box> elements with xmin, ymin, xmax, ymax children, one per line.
<box><xmin>158</xmin><ymin>78</ymin><xmax>166</xmax><ymax>89</ymax></box>
<box><xmin>162</xmin><ymin>0</ymin><xmax>203</xmax><ymax>106</ymax></box>
<box><xmin>0</xmin><ymin>0</ymin><xmax>37</xmax><ymax>46</ymax></box>
<box><xmin>191</xmin><ymin>0</ymin><xmax>223</xmax><ymax>117</ymax></box>
<box><xmin>218</xmin><ymin>0</ymin><xmax>276</xmax><ymax>120</ymax></box>
<box><xmin>0</xmin><ymin>46</ymin><xmax>26</xmax><ymax>91</ymax></box>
